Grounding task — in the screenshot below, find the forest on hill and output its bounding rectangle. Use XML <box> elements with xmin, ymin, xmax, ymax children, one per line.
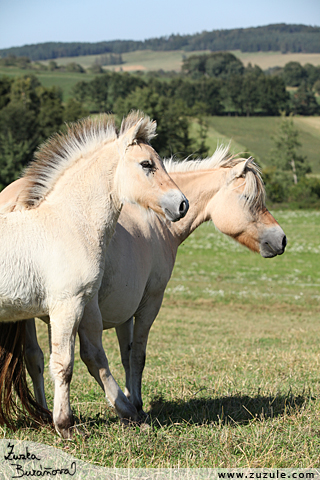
<box><xmin>0</xmin><ymin>24</ymin><xmax>320</xmax><ymax>61</ymax></box>
<box><xmin>1</xmin><ymin>49</ymin><xmax>320</xmax><ymax>208</ymax></box>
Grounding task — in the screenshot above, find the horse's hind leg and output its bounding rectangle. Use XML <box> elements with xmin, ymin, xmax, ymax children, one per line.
<box><xmin>115</xmin><ymin>317</ymin><xmax>134</xmax><ymax>399</ymax></box>
<box><xmin>25</xmin><ymin>319</ymin><xmax>48</xmax><ymax>410</ymax></box>
<box><xmin>79</xmin><ymin>298</ymin><xmax>138</xmax><ymax>422</ymax></box>
<box><xmin>49</xmin><ymin>300</ymin><xmax>84</xmax><ymax>439</ymax></box>
<box><xmin>128</xmin><ymin>297</ymin><xmax>163</xmax><ymax>416</ymax></box>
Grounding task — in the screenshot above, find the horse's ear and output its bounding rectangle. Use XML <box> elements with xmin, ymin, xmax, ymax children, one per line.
<box><xmin>120</xmin><ymin>118</ymin><xmax>157</xmax><ymax>152</ymax></box>
<box><xmin>230</xmin><ymin>157</ymin><xmax>253</xmax><ymax>180</ymax></box>
<box><xmin>119</xmin><ymin>120</ymin><xmax>143</xmax><ymax>151</ymax></box>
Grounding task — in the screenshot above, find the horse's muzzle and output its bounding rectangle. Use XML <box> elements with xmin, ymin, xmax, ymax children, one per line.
<box><xmin>161</xmin><ymin>191</ymin><xmax>189</xmax><ymax>222</ymax></box>
<box><xmin>260</xmin><ymin>227</ymin><xmax>287</xmax><ymax>258</ymax></box>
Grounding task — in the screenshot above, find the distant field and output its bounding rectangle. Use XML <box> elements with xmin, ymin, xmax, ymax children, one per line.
<box><xmin>0</xmin><ymin>66</ymin><xmax>96</xmax><ymax>100</ymax></box>
<box><xmin>42</xmin><ymin>50</ymin><xmax>208</xmax><ymax>72</ymax></box>
<box><xmin>195</xmin><ymin>116</ymin><xmax>320</xmax><ymax>173</ymax></box>
<box><xmin>42</xmin><ymin>50</ymin><xmax>320</xmax><ymax>72</ymax></box>
<box><xmin>1</xmin><ymin>63</ymin><xmax>319</xmax><ymax>173</ymax></box>
<box><xmin>232</xmin><ymin>51</ymin><xmax>320</xmax><ymax>69</ymax></box>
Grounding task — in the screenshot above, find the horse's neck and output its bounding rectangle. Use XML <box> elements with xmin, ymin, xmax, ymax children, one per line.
<box><xmin>168</xmin><ymin>169</ymin><xmax>224</xmax><ymax>245</ymax></box>
<box><xmin>44</xmin><ymin>144</ymin><xmax>121</xmax><ymax>247</ymax></box>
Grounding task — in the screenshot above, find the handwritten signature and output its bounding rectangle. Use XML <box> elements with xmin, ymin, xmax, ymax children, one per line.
<box><xmin>3</xmin><ymin>442</ymin><xmax>77</xmax><ymax>478</ymax></box>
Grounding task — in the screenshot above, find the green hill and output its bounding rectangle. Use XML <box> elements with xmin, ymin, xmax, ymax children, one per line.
<box><xmin>193</xmin><ymin>116</ymin><xmax>320</xmax><ymax>174</ymax></box>
<box><xmin>1</xmin><ymin>24</ymin><xmax>319</xmax><ymax>60</ymax></box>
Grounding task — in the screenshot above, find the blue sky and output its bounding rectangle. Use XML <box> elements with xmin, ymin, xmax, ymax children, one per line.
<box><xmin>0</xmin><ymin>0</ymin><xmax>320</xmax><ymax>50</ymax></box>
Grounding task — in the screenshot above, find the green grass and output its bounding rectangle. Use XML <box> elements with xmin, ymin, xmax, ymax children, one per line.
<box><xmin>0</xmin><ymin>66</ymin><xmax>97</xmax><ymax>101</ymax></box>
<box><xmin>41</xmin><ymin>50</ymin><xmax>320</xmax><ymax>72</ymax></box>
<box><xmin>202</xmin><ymin>117</ymin><xmax>320</xmax><ymax>173</ymax></box>
<box><xmin>2</xmin><ymin>210</ymin><xmax>320</xmax><ymax>467</ymax></box>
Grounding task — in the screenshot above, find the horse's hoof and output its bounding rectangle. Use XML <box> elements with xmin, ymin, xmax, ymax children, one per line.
<box><xmin>138</xmin><ymin>409</ymin><xmax>149</xmax><ymax>422</ymax></box>
<box><xmin>120</xmin><ymin>417</ymin><xmax>151</xmax><ymax>432</ymax></box>
<box><xmin>120</xmin><ymin>417</ymin><xmax>133</xmax><ymax>427</ymax></box>
<box><xmin>56</xmin><ymin>426</ymin><xmax>74</xmax><ymax>440</ymax></box>
<box><xmin>56</xmin><ymin>423</ymin><xmax>88</xmax><ymax>440</ymax></box>
<box><xmin>116</xmin><ymin>401</ymin><xmax>138</xmax><ymax>422</ymax></box>
<box><xmin>54</xmin><ymin>415</ymin><xmax>75</xmax><ymax>439</ymax></box>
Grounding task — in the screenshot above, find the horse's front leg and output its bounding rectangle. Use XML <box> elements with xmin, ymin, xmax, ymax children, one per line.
<box><xmin>49</xmin><ymin>300</ymin><xmax>84</xmax><ymax>439</ymax></box>
<box><xmin>79</xmin><ymin>296</ymin><xmax>138</xmax><ymax>422</ymax></box>
<box><xmin>115</xmin><ymin>317</ymin><xmax>134</xmax><ymax>399</ymax></box>
<box><xmin>25</xmin><ymin>318</ymin><xmax>48</xmax><ymax>411</ymax></box>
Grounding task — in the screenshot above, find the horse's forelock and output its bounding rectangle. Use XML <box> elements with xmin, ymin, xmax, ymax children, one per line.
<box><xmin>240</xmin><ymin>162</ymin><xmax>266</xmax><ymax>211</ymax></box>
<box><xmin>164</xmin><ymin>149</ymin><xmax>266</xmax><ymax>211</ymax></box>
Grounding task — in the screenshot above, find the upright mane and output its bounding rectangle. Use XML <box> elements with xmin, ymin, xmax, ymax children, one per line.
<box><xmin>164</xmin><ymin>145</ymin><xmax>266</xmax><ymax>210</ymax></box>
<box><xmin>17</xmin><ymin>111</ymin><xmax>156</xmax><ymax>209</ymax></box>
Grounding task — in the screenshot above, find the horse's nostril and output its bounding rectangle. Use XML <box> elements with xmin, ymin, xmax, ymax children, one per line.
<box><xmin>282</xmin><ymin>235</ymin><xmax>287</xmax><ymax>249</ymax></box>
<box><xmin>179</xmin><ymin>200</ymin><xmax>188</xmax><ymax>215</ymax></box>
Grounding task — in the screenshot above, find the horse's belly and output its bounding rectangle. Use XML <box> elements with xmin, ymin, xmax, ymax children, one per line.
<box><xmin>0</xmin><ymin>297</ymin><xmax>47</xmax><ymax>322</ymax></box>
<box><xmin>100</xmin><ymin>291</ymin><xmax>141</xmax><ymax>329</ymax></box>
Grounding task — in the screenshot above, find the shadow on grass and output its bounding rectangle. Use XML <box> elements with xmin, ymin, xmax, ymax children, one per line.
<box><xmin>147</xmin><ymin>390</ymin><xmax>315</xmax><ymax>427</ymax></box>
<box><xmin>9</xmin><ymin>391</ymin><xmax>312</xmax><ymax>434</ymax></box>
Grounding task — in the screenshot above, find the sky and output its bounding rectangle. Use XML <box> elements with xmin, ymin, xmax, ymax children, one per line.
<box><xmin>0</xmin><ymin>0</ymin><xmax>320</xmax><ymax>50</ymax></box>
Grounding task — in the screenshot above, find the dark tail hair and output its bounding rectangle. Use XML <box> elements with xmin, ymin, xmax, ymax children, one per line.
<box><xmin>0</xmin><ymin>320</ymin><xmax>52</xmax><ymax>429</ymax></box>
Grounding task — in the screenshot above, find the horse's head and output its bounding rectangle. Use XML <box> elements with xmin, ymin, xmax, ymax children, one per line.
<box><xmin>207</xmin><ymin>158</ymin><xmax>286</xmax><ymax>258</ymax></box>
<box><xmin>115</xmin><ymin>114</ymin><xmax>189</xmax><ymax>222</ymax></box>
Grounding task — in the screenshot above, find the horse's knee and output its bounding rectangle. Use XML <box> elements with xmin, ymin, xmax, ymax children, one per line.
<box><xmin>50</xmin><ymin>355</ymin><xmax>73</xmax><ymax>384</ymax></box>
<box><xmin>79</xmin><ymin>342</ymin><xmax>107</xmax><ymax>379</ymax></box>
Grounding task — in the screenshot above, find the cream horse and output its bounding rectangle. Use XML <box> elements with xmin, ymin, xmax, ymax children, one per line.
<box><xmin>0</xmin><ymin>112</ymin><xmax>189</xmax><ymax>438</ymax></box>
<box><xmin>1</xmin><ymin>147</ymin><xmax>286</xmax><ymax>421</ymax></box>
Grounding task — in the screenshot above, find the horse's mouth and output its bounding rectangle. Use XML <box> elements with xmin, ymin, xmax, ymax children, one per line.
<box><xmin>260</xmin><ymin>240</ymin><xmax>286</xmax><ymax>258</ymax></box>
<box><xmin>165</xmin><ymin>208</ymin><xmax>180</xmax><ymax>222</ymax></box>
<box><xmin>259</xmin><ymin>228</ymin><xmax>287</xmax><ymax>258</ymax></box>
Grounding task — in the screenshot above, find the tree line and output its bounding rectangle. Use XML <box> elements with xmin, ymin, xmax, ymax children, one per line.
<box><xmin>264</xmin><ymin>115</ymin><xmax>320</xmax><ymax>208</ymax></box>
<box><xmin>0</xmin><ymin>51</ymin><xmax>320</xmax><ymax>206</ymax></box>
<box><xmin>0</xmin><ymin>24</ymin><xmax>319</xmax><ymax>60</ymax></box>
<box><xmin>0</xmin><ymin>72</ymin><xmax>210</xmax><ymax>191</ymax></box>
<box><xmin>181</xmin><ymin>52</ymin><xmax>320</xmax><ymax>115</ymax></box>
<box><xmin>0</xmin><ymin>75</ymin><xmax>88</xmax><ymax>190</ymax></box>
<box><xmin>2</xmin><ymin>51</ymin><xmax>318</xmax><ymax>116</ymax></box>
<box><xmin>70</xmin><ymin>52</ymin><xmax>319</xmax><ymax>117</ymax></box>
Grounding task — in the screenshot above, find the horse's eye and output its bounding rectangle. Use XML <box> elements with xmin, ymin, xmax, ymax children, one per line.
<box><xmin>140</xmin><ymin>161</ymin><xmax>153</xmax><ymax>169</ymax></box>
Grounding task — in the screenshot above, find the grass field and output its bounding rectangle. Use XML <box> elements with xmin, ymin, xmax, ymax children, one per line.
<box><xmin>1</xmin><ymin>210</ymin><xmax>320</xmax><ymax>468</ymax></box>
<box><xmin>190</xmin><ymin>116</ymin><xmax>320</xmax><ymax>174</ymax></box>
<box><xmin>3</xmin><ymin>50</ymin><xmax>319</xmax><ymax>80</ymax></box>
<box><xmin>42</xmin><ymin>50</ymin><xmax>320</xmax><ymax>72</ymax></box>
<box><xmin>0</xmin><ymin>66</ymin><xmax>97</xmax><ymax>100</ymax></box>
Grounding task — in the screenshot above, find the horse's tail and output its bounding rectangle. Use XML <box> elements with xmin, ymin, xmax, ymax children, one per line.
<box><xmin>0</xmin><ymin>320</ymin><xmax>51</xmax><ymax>429</ymax></box>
